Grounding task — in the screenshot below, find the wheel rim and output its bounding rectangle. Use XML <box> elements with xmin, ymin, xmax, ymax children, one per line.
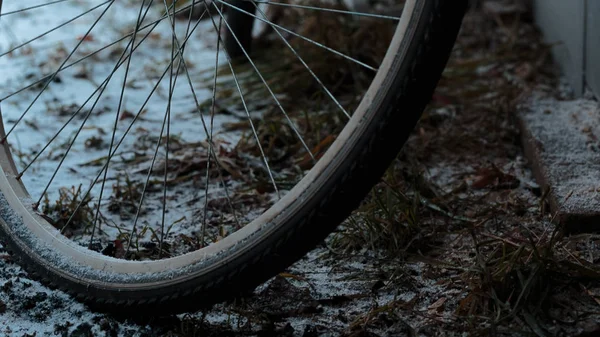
<box><xmin>0</xmin><ymin>0</ymin><xmax>413</xmax><ymax>278</ymax></box>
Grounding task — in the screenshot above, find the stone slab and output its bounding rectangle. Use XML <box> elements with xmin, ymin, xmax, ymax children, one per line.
<box><xmin>517</xmin><ymin>95</ymin><xmax>600</xmax><ymax>232</ymax></box>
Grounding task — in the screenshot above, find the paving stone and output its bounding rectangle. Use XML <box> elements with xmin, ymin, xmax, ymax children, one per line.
<box><xmin>517</xmin><ymin>95</ymin><xmax>600</xmax><ymax>232</ymax></box>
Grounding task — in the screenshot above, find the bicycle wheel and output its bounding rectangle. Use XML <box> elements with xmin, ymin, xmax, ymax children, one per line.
<box><xmin>0</xmin><ymin>0</ymin><xmax>465</xmax><ymax>314</ymax></box>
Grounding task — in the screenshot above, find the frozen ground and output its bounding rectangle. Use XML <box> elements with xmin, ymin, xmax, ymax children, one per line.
<box><xmin>1</xmin><ymin>1</ymin><xmax>600</xmax><ymax>336</ymax></box>
<box><xmin>0</xmin><ymin>0</ymin><xmax>274</xmax><ymax>254</ymax></box>
<box><xmin>0</xmin><ymin>1</ymin><xmax>410</xmax><ymax>335</ymax></box>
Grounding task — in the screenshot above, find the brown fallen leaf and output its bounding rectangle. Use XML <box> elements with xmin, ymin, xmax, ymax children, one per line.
<box><xmin>471</xmin><ymin>164</ymin><xmax>519</xmax><ymax>190</ymax></box>
<box><xmin>428</xmin><ymin>297</ymin><xmax>447</xmax><ymax>312</ymax></box>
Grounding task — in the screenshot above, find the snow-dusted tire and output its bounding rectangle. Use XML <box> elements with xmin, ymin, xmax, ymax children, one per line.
<box><xmin>0</xmin><ymin>0</ymin><xmax>466</xmax><ymax>315</ymax></box>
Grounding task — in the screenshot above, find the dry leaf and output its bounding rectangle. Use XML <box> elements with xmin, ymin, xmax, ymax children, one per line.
<box><xmin>428</xmin><ymin>297</ymin><xmax>447</xmax><ymax>312</ymax></box>
<box><xmin>472</xmin><ymin>164</ymin><xmax>519</xmax><ymax>190</ymax></box>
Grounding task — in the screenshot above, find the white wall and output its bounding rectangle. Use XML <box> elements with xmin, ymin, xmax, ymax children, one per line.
<box><xmin>534</xmin><ymin>0</ymin><xmax>586</xmax><ymax>96</ymax></box>
<box><xmin>587</xmin><ymin>1</ymin><xmax>600</xmax><ymax>98</ymax></box>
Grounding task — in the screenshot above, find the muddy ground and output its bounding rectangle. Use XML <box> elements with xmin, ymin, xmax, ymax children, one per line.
<box><xmin>2</xmin><ymin>1</ymin><xmax>600</xmax><ymax>336</ymax></box>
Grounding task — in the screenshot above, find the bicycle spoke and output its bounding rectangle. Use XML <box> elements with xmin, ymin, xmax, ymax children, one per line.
<box><xmin>5</xmin><ymin>0</ymin><xmax>397</xmax><ymax>253</ymax></box>
<box><xmin>125</xmin><ymin>0</ymin><xmax>190</xmax><ymax>253</ymax></box>
<box><xmin>243</xmin><ymin>0</ymin><xmax>401</xmax><ymax>21</ymax></box>
<box><xmin>0</xmin><ymin>0</ymin><xmax>471</xmax><ymax>316</ymax></box>
<box><xmin>35</xmin><ymin>83</ymin><xmax>109</xmax><ymax>208</ymax></box>
<box><xmin>16</xmin><ymin>3</ymin><xmax>159</xmax><ymax>178</ymax></box>
<box><xmin>88</xmin><ymin>0</ymin><xmax>155</xmax><ymax>249</ymax></box>
<box><xmin>33</xmin><ymin>3</ymin><xmax>165</xmax><ymax>209</ymax></box>
<box><xmin>126</xmin><ymin>78</ymin><xmax>179</xmax><ymax>255</ymax></box>
<box><xmin>155</xmin><ymin>0</ymin><xmax>244</xmax><ymax>242</ymax></box>
<box><xmin>158</xmin><ymin>0</ymin><xmax>200</xmax><ymax>256</ymax></box>
<box><xmin>201</xmin><ymin>2</ymin><xmax>280</xmax><ymax>198</ymax></box>
<box><xmin>250</xmin><ymin>0</ymin><xmax>350</xmax><ymax>119</ymax></box>
<box><xmin>158</xmin><ymin>0</ymin><xmax>180</xmax><ymax>257</ymax></box>
<box><xmin>0</xmin><ymin>1</ymin><xmax>111</xmax><ymax>57</ymax></box>
<box><xmin>199</xmin><ymin>0</ymin><xmax>224</xmax><ymax>247</ymax></box>
<box><xmin>125</xmin><ymin>94</ymin><xmax>172</xmax><ymax>255</ymax></box>
<box><xmin>222</xmin><ymin>33</ymin><xmax>280</xmax><ymax>199</ymax></box>
<box><xmin>1</xmin><ymin>1</ymin><xmax>115</xmax><ymax>143</ymax></box>
<box><xmin>156</xmin><ymin>0</ymin><xmax>244</xmax><ymax>247</ymax></box>
<box><xmin>0</xmin><ymin>1</ymin><xmax>201</xmax><ymax>102</ymax></box>
<box><xmin>209</xmin><ymin>1</ymin><xmax>316</xmax><ymax>163</ymax></box>
<box><xmin>61</xmin><ymin>8</ymin><xmax>208</xmax><ymax>233</ymax></box>
<box><xmin>214</xmin><ymin>0</ymin><xmax>377</xmax><ymax>72</ymax></box>
<box><xmin>0</xmin><ymin>0</ymin><xmax>422</xmax><ymax>276</ymax></box>
<box><xmin>0</xmin><ymin>0</ymin><xmax>77</xmax><ymax>18</ymax></box>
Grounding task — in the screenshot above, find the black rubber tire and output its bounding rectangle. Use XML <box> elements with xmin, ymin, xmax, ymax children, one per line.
<box><xmin>0</xmin><ymin>0</ymin><xmax>467</xmax><ymax>315</ymax></box>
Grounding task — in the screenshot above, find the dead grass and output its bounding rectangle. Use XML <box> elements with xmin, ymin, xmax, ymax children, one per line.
<box><xmin>327</xmin><ymin>1</ymin><xmax>600</xmax><ymax>335</ymax></box>
<box><xmin>330</xmin><ymin>167</ymin><xmax>426</xmax><ymax>257</ymax></box>
<box><xmin>195</xmin><ymin>0</ymin><xmax>397</xmax><ymax>175</ymax></box>
<box><xmin>33</xmin><ymin>1</ymin><xmax>600</xmax><ymax>335</ymax></box>
<box><xmin>41</xmin><ymin>185</ymin><xmax>99</xmax><ymax>237</ymax></box>
<box><xmin>108</xmin><ymin>174</ymin><xmax>144</xmax><ymax>219</ymax></box>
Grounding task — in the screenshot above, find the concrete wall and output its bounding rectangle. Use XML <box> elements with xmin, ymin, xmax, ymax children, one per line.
<box><xmin>534</xmin><ymin>0</ymin><xmax>599</xmax><ymax>98</ymax></box>
<box><xmin>534</xmin><ymin>0</ymin><xmax>585</xmax><ymax>95</ymax></box>
<box><xmin>588</xmin><ymin>1</ymin><xmax>600</xmax><ymax>98</ymax></box>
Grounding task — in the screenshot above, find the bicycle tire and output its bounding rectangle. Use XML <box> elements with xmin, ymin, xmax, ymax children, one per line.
<box><xmin>0</xmin><ymin>0</ymin><xmax>466</xmax><ymax>315</ymax></box>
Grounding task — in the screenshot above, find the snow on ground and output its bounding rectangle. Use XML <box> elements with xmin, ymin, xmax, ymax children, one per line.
<box><xmin>0</xmin><ymin>239</ymin><xmax>424</xmax><ymax>336</ymax></box>
<box><xmin>1</xmin><ymin>1</ymin><xmax>598</xmax><ymax>336</ymax></box>
<box><xmin>0</xmin><ymin>0</ymin><xmax>252</xmax><ymax>250</ymax></box>
<box><xmin>0</xmin><ymin>2</ymin><xmax>406</xmax><ymax>335</ymax></box>
<box><xmin>0</xmin><ymin>243</ymin><xmax>145</xmax><ymax>335</ymax></box>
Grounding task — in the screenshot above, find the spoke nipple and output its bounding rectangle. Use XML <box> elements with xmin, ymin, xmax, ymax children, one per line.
<box><xmin>32</xmin><ymin>202</ymin><xmax>39</xmax><ymax>210</ymax></box>
<box><xmin>15</xmin><ymin>172</ymin><xmax>23</xmax><ymax>180</ymax></box>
